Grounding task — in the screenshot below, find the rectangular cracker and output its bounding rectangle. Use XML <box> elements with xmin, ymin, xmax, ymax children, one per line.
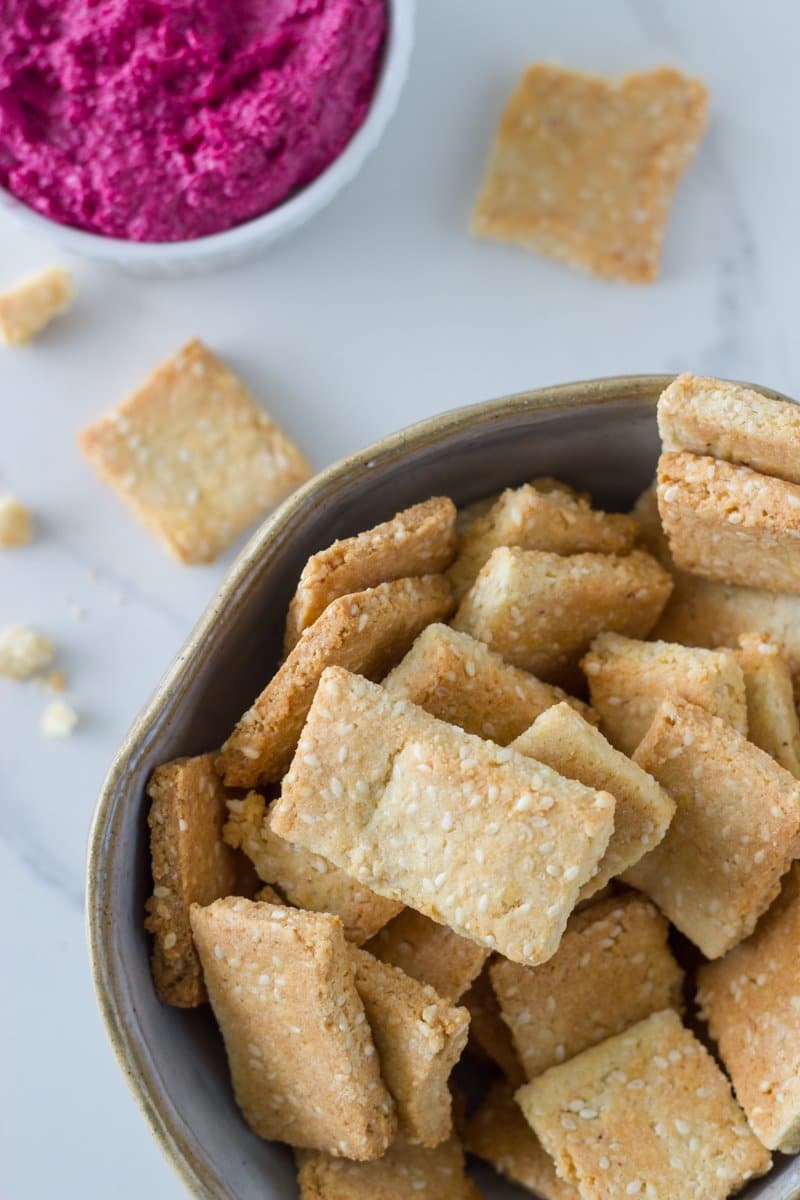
<box><xmin>697</xmin><ymin>864</ymin><xmax>800</xmax><ymax>1153</ymax></box>
<box><xmin>283</xmin><ymin>497</ymin><xmax>457</xmax><ymax>653</ymax></box>
<box><xmin>448</xmin><ymin>482</ymin><xmax>638</xmax><ymax>600</ymax></box>
<box><xmin>658</xmin><ymin>373</ymin><xmax>800</xmax><ymax>485</ymax></box>
<box><xmin>217</xmin><ymin>574</ymin><xmax>453</xmax><ymax>786</ymax></box>
<box><xmin>735</xmin><ymin>633</ymin><xmax>800</xmax><ymax>777</ymax></box>
<box><xmin>581</xmin><ymin>631</ymin><xmax>747</xmax><ymax>756</ymax></box>
<box><xmin>365</xmin><ymin>908</ymin><xmax>489</xmax><ymax>1002</ymax></box>
<box><xmin>271</xmin><ymin>667</ymin><xmax>615</xmax><ymax>966</ymax></box>
<box><xmin>0</xmin><ymin>266</ymin><xmax>74</xmax><ymax>345</ymax></box>
<box><xmin>296</xmin><ymin>1134</ymin><xmax>479</xmax><ymax>1200</ymax></box>
<box><xmin>658</xmin><ymin>450</ymin><xmax>800</xmax><ymax>593</ymax></box>
<box><xmin>461</xmin><ymin>965</ymin><xmax>525</xmax><ymax>1085</ymax></box>
<box><xmin>189</xmin><ymin>897</ymin><xmax>395</xmax><ymax>1157</ymax></box>
<box><xmin>384</xmin><ymin>623</ymin><xmax>595</xmax><ymax>745</ymax></box>
<box><xmin>349</xmin><ymin>947</ymin><xmax>469</xmax><ymax>1147</ymax></box>
<box><xmin>78</xmin><ymin>339</ymin><xmax>311</xmax><ymax>564</ymax></box>
<box><xmin>451</xmin><ymin>547</ymin><xmax>672</xmax><ymax>686</ymax></box>
<box><xmin>512</xmin><ymin>703</ymin><xmax>675</xmax><ymax>898</ymax></box>
<box><xmin>491</xmin><ymin>893</ymin><xmax>684</xmax><ymax>1081</ymax></box>
<box><xmin>517</xmin><ymin>1009</ymin><xmax>771</xmax><ymax>1200</ymax></box>
<box><xmin>143</xmin><ymin>753</ymin><xmax>245</xmax><ymax>1007</ymax></box>
<box><xmin>624</xmin><ymin>699</ymin><xmax>800</xmax><ymax>958</ymax></box>
<box><xmin>223</xmin><ymin>792</ymin><xmax>401</xmax><ymax>943</ymax></box>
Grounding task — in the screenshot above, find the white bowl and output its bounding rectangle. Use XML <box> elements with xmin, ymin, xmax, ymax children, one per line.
<box><xmin>0</xmin><ymin>0</ymin><xmax>414</xmax><ymax>277</ymax></box>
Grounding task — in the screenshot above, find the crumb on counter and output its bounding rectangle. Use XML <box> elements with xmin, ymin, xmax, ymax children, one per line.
<box><xmin>0</xmin><ymin>495</ymin><xmax>33</xmax><ymax>546</ymax></box>
<box><xmin>0</xmin><ymin>267</ymin><xmax>74</xmax><ymax>345</ymax></box>
<box><xmin>40</xmin><ymin>669</ymin><xmax>67</xmax><ymax>694</ymax></box>
<box><xmin>41</xmin><ymin>699</ymin><xmax>79</xmax><ymax>737</ymax></box>
<box><xmin>0</xmin><ymin>625</ymin><xmax>55</xmax><ymax>679</ymax></box>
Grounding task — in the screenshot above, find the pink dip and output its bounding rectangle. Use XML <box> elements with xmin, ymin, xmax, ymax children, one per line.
<box><xmin>0</xmin><ymin>0</ymin><xmax>386</xmax><ymax>242</ymax></box>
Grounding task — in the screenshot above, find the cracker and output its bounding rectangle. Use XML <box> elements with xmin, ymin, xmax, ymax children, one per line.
<box><xmin>217</xmin><ymin>574</ymin><xmax>453</xmax><ymax>787</ymax></box>
<box><xmin>78</xmin><ymin>339</ymin><xmax>311</xmax><ymax>564</ymax></box>
<box><xmin>462</xmin><ymin>1081</ymin><xmax>577</xmax><ymax>1200</ymax></box>
<box><xmin>283</xmin><ymin>498</ymin><xmax>457</xmax><ymax>653</ymax></box>
<box><xmin>512</xmin><ymin>703</ymin><xmax>675</xmax><ymax>898</ymax></box>
<box><xmin>448</xmin><ymin>483</ymin><xmax>639</xmax><ymax>600</ymax></box>
<box><xmin>349</xmin><ymin>947</ymin><xmax>470</xmax><ymax>1146</ymax></box>
<box><xmin>472</xmin><ymin>64</ymin><xmax>708</xmax><ymax>283</ymax></box>
<box><xmin>365</xmin><ymin>908</ymin><xmax>489</xmax><ymax>1003</ymax></box>
<box><xmin>581</xmin><ymin>631</ymin><xmax>747</xmax><ymax>756</ymax></box>
<box><xmin>271</xmin><ymin>667</ymin><xmax>615</xmax><ymax>966</ymax></box>
<box><xmin>491</xmin><ymin>893</ymin><xmax>683</xmax><ymax>1081</ymax></box>
<box><xmin>658</xmin><ymin>450</ymin><xmax>800</xmax><ymax>593</ymax></box>
<box><xmin>143</xmin><ymin>753</ymin><xmax>244</xmax><ymax>1007</ymax></box>
<box><xmin>189</xmin><ymin>897</ymin><xmax>395</xmax><ymax>1157</ymax></box>
<box><xmin>296</xmin><ymin>1134</ymin><xmax>479</xmax><ymax>1200</ymax></box>
<box><xmin>0</xmin><ymin>496</ymin><xmax>33</xmax><ymax>547</ymax></box>
<box><xmin>735</xmin><ymin>633</ymin><xmax>800</xmax><ymax>777</ymax></box>
<box><xmin>384</xmin><ymin>624</ymin><xmax>594</xmax><ymax>745</ymax></box>
<box><xmin>517</xmin><ymin>1009</ymin><xmax>771</xmax><ymax>1200</ymax></box>
<box><xmin>658</xmin><ymin>373</ymin><xmax>800</xmax><ymax>486</ymax></box>
<box><xmin>461</xmin><ymin>965</ymin><xmax>525</xmax><ymax>1085</ymax></box>
<box><xmin>0</xmin><ymin>266</ymin><xmax>74</xmax><ymax>345</ymax></box>
<box><xmin>624</xmin><ymin>699</ymin><xmax>800</xmax><ymax>958</ymax></box>
<box><xmin>697</xmin><ymin>864</ymin><xmax>800</xmax><ymax>1153</ymax></box>
<box><xmin>451</xmin><ymin>547</ymin><xmax>672</xmax><ymax>686</ymax></box>
<box><xmin>224</xmin><ymin>792</ymin><xmax>401</xmax><ymax>943</ymax></box>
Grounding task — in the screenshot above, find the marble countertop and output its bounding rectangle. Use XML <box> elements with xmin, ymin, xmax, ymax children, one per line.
<box><xmin>2</xmin><ymin>1</ymin><xmax>797</xmax><ymax>1195</ymax></box>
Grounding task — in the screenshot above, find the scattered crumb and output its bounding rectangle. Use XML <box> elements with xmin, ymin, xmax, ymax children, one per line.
<box><xmin>41</xmin><ymin>699</ymin><xmax>79</xmax><ymax>737</ymax></box>
<box><xmin>68</xmin><ymin>602</ymin><xmax>87</xmax><ymax>620</ymax></box>
<box><xmin>0</xmin><ymin>625</ymin><xmax>55</xmax><ymax>679</ymax></box>
<box><xmin>40</xmin><ymin>669</ymin><xmax>67</xmax><ymax>694</ymax></box>
<box><xmin>0</xmin><ymin>266</ymin><xmax>75</xmax><ymax>346</ymax></box>
<box><xmin>112</xmin><ymin>591</ymin><xmax>125</xmax><ymax>606</ymax></box>
<box><xmin>0</xmin><ymin>495</ymin><xmax>33</xmax><ymax>547</ymax></box>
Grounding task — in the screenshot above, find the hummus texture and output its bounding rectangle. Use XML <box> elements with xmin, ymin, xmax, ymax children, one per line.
<box><xmin>0</xmin><ymin>0</ymin><xmax>386</xmax><ymax>241</ymax></box>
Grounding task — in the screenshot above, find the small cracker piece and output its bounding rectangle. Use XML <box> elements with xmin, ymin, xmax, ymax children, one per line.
<box><xmin>735</xmin><ymin>633</ymin><xmax>800</xmax><ymax>777</ymax></box>
<box><xmin>78</xmin><ymin>339</ymin><xmax>311</xmax><ymax>564</ymax></box>
<box><xmin>349</xmin><ymin>947</ymin><xmax>470</xmax><ymax>1147</ymax></box>
<box><xmin>217</xmin><ymin>575</ymin><xmax>453</xmax><ymax>787</ymax></box>
<box><xmin>223</xmin><ymin>792</ymin><xmax>401</xmax><ymax>943</ymax></box>
<box><xmin>491</xmin><ymin>893</ymin><xmax>683</xmax><ymax>1081</ymax></box>
<box><xmin>0</xmin><ymin>624</ymin><xmax>54</xmax><ymax>679</ymax></box>
<box><xmin>144</xmin><ymin>754</ymin><xmax>243</xmax><ymax>1007</ymax></box>
<box><xmin>384</xmin><ymin>623</ymin><xmax>594</xmax><ymax>745</ymax></box>
<box><xmin>0</xmin><ymin>496</ymin><xmax>33</xmax><ymax>547</ymax></box>
<box><xmin>283</xmin><ymin>497</ymin><xmax>457</xmax><ymax>653</ymax></box>
<box><xmin>512</xmin><ymin>703</ymin><xmax>675</xmax><ymax>898</ymax></box>
<box><xmin>697</xmin><ymin>864</ymin><xmax>800</xmax><ymax>1153</ymax></box>
<box><xmin>472</xmin><ymin>64</ymin><xmax>708</xmax><ymax>283</ymax></box>
<box><xmin>658</xmin><ymin>373</ymin><xmax>800</xmax><ymax>486</ymax></box>
<box><xmin>190</xmin><ymin>898</ymin><xmax>395</xmax><ymax>1157</ymax></box>
<box><xmin>296</xmin><ymin>1134</ymin><xmax>479</xmax><ymax>1200</ymax></box>
<box><xmin>461</xmin><ymin>965</ymin><xmax>525</xmax><ymax>1085</ymax></box>
<box><xmin>0</xmin><ymin>266</ymin><xmax>74</xmax><ymax>345</ymax></box>
<box><xmin>517</xmin><ymin>1009</ymin><xmax>771</xmax><ymax>1200</ymax></box>
<box><xmin>624</xmin><ymin>699</ymin><xmax>800</xmax><ymax>958</ymax></box>
<box><xmin>581</xmin><ymin>631</ymin><xmax>747</xmax><ymax>756</ymax></box>
<box><xmin>451</xmin><ymin>547</ymin><xmax>672</xmax><ymax>685</ymax></box>
<box><xmin>272</xmin><ymin>667</ymin><xmax>615</xmax><ymax>967</ymax></box>
<box><xmin>365</xmin><ymin>908</ymin><xmax>489</xmax><ymax>1003</ymax></box>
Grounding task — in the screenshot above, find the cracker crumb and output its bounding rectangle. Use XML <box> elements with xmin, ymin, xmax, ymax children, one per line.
<box><xmin>0</xmin><ymin>266</ymin><xmax>74</xmax><ymax>345</ymax></box>
<box><xmin>41</xmin><ymin>699</ymin><xmax>78</xmax><ymax>737</ymax></box>
<box><xmin>0</xmin><ymin>496</ymin><xmax>33</xmax><ymax>547</ymax></box>
<box><xmin>40</xmin><ymin>669</ymin><xmax>68</xmax><ymax>694</ymax></box>
<box><xmin>0</xmin><ymin>625</ymin><xmax>55</xmax><ymax>679</ymax></box>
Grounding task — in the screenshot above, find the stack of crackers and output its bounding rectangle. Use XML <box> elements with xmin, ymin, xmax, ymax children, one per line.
<box><xmin>144</xmin><ymin>374</ymin><xmax>800</xmax><ymax>1199</ymax></box>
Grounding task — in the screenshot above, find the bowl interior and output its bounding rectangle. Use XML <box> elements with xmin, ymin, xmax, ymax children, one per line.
<box><xmin>88</xmin><ymin>377</ymin><xmax>799</xmax><ymax>1200</ymax></box>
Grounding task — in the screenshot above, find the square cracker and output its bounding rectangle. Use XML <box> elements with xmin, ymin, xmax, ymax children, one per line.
<box><xmin>144</xmin><ymin>753</ymin><xmax>244</xmax><ymax>1007</ymax></box>
<box><xmin>658</xmin><ymin>450</ymin><xmax>800</xmax><ymax>593</ymax></box>
<box><xmin>512</xmin><ymin>703</ymin><xmax>675</xmax><ymax>899</ymax></box>
<box><xmin>448</xmin><ymin>482</ymin><xmax>638</xmax><ymax>600</ymax></box>
<box><xmin>491</xmin><ymin>893</ymin><xmax>684</xmax><ymax>1081</ymax></box>
<box><xmin>0</xmin><ymin>266</ymin><xmax>74</xmax><ymax>345</ymax></box>
<box><xmin>217</xmin><ymin>574</ymin><xmax>453</xmax><ymax>787</ymax></box>
<box><xmin>349</xmin><ymin>947</ymin><xmax>470</xmax><ymax>1147</ymax></box>
<box><xmin>223</xmin><ymin>791</ymin><xmax>401</xmax><ymax>943</ymax></box>
<box><xmin>624</xmin><ymin>699</ymin><xmax>800</xmax><ymax>958</ymax></box>
<box><xmin>283</xmin><ymin>497</ymin><xmax>457</xmax><ymax>653</ymax></box>
<box><xmin>384</xmin><ymin>623</ymin><xmax>594</xmax><ymax>746</ymax></box>
<box><xmin>451</xmin><ymin>547</ymin><xmax>672</xmax><ymax>686</ymax></box>
<box><xmin>461</xmin><ymin>964</ymin><xmax>525</xmax><ymax>1085</ymax></box>
<box><xmin>658</xmin><ymin>373</ymin><xmax>800</xmax><ymax>486</ymax></box>
<box><xmin>472</xmin><ymin>64</ymin><xmax>708</xmax><ymax>283</ymax></box>
<box><xmin>296</xmin><ymin>1134</ymin><xmax>479</xmax><ymax>1200</ymax></box>
<box><xmin>365</xmin><ymin>908</ymin><xmax>489</xmax><ymax>1003</ymax></box>
<box><xmin>697</xmin><ymin>864</ymin><xmax>800</xmax><ymax>1153</ymax></box>
<box><xmin>581</xmin><ymin>631</ymin><xmax>747</xmax><ymax>756</ymax></box>
<box><xmin>517</xmin><ymin>1009</ymin><xmax>771</xmax><ymax>1200</ymax></box>
<box><xmin>78</xmin><ymin>339</ymin><xmax>311</xmax><ymax>564</ymax></box>
<box><xmin>734</xmin><ymin>633</ymin><xmax>800</xmax><ymax>777</ymax></box>
<box><xmin>271</xmin><ymin>667</ymin><xmax>615</xmax><ymax>967</ymax></box>
<box><xmin>189</xmin><ymin>897</ymin><xmax>395</xmax><ymax>1157</ymax></box>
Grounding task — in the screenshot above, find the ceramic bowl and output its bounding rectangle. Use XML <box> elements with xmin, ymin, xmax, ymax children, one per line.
<box><xmin>87</xmin><ymin>376</ymin><xmax>800</xmax><ymax>1199</ymax></box>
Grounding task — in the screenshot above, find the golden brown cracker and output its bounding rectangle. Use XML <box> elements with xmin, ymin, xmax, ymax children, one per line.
<box><xmin>365</xmin><ymin>908</ymin><xmax>488</xmax><ymax>1003</ymax></box>
<box><xmin>461</xmin><ymin>965</ymin><xmax>525</xmax><ymax>1086</ymax></box>
<box><xmin>296</xmin><ymin>1134</ymin><xmax>479</xmax><ymax>1200</ymax></box>
<box><xmin>735</xmin><ymin>633</ymin><xmax>800</xmax><ymax>777</ymax></box>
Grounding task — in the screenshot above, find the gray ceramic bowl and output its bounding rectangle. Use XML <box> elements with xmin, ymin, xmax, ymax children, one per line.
<box><xmin>87</xmin><ymin>376</ymin><xmax>800</xmax><ymax>1199</ymax></box>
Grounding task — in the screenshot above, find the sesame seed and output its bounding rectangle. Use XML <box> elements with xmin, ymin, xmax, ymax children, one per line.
<box><xmin>598</xmin><ymin>1155</ymin><xmax>610</xmax><ymax>1170</ymax></box>
<box><xmin>514</xmin><ymin>794</ymin><xmax>532</xmax><ymax>813</ymax></box>
<box><xmin>441</xmin><ymin>812</ymin><xmax>454</xmax><ymax>831</ymax></box>
<box><xmin>674</xmin><ymin>1118</ymin><xmax>690</xmax><ymax>1135</ymax></box>
<box><xmin>579</xmin><ymin>1108</ymin><xmax>597</xmax><ymax>1120</ymax></box>
<box><xmin>626</xmin><ymin>1182</ymin><xmax>641</xmax><ymax>1195</ymax></box>
<box><xmin>163</xmin><ymin>932</ymin><xmax>177</xmax><ymax>949</ymax></box>
<box><xmin>478</xmin><ymin>894</ymin><xmax>489</xmax><ymax>913</ymax></box>
<box><xmin>474</xmin><ymin>847</ymin><xmax>485</xmax><ymax>864</ymax></box>
<box><xmin>214</xmin><ymin>944</ymin><xmax>223</xmax><ymax>960</ymax></box>
<box><xmin>178</xmin><ymin>818</ymin><xmax>188</xmax><ymax>833</ymax></box>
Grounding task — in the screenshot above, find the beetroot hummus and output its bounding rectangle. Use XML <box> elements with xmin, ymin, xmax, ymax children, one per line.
<box><xmin>0</xmin><ymin>0</ymin><xmax>386</xmax><ymax>242</ymax></box>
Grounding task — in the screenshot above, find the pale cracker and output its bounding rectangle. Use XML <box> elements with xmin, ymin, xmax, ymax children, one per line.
<box><xmin>0</xmin><ymin>266</ymin><xmax>74</xmax><ymax>345</ymax></box>
<box><xmin>735</xmin><ymin>633</ymin><xmax>800</xmax><ymax>777</ymax></box>
<box><xmin>472</xmin><ymin>65</ymin><xmax>708</xmax><ymax>283</ymax></box>
<box><xmin>624</xmin><ymin>699</ymin><xmax>800</xmax><ymax>958</ymax></box>
<box><xmin>365</xmin><ymin>908</ymin><xmax>489</xmax><ymax>1003</ymax></box>
<box><xmin>296</xmin><ymin>1134</ymin><xmax>479</xmax><ymax>1200</ymax></box>
<box><xmin>217</xmin><ymin>574</ymin><xmax>453</xmax><ymax>787</ymax></box>
<box><xmin>517</xmin><ymin>1009</ymin><xmax>771</xmax><ymax>1200</ymax></box>
<box><xmin>461</xmin><ymin>964</ymin><xmax>525</xmax><ymax>1085</ymax></box>
<box><xmin>0</xmin><ymin>496</ymin><xmax>33</xmax><ymax>547</ymax></box>
<box><xmin>78</xmin><ymin>339</ymin><xmax>311</xmax><ymax>564</ymax></box>
<box><xmin>271</xmin><ymin>667</ymin><xmax>615</xmax><ymax>967</ymax></box>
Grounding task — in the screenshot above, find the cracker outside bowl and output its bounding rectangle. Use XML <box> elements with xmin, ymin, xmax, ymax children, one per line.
<box><xmin>87</xmin><ymin>376</ymin><xmax>799</xmax><ymax>1200</ymax></box>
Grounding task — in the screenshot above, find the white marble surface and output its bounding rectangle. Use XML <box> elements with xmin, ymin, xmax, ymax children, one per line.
<box><xmin>1</xmin><ymin>1</ymin><xmax>798</xmax><ymax>1195</ymax></box>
